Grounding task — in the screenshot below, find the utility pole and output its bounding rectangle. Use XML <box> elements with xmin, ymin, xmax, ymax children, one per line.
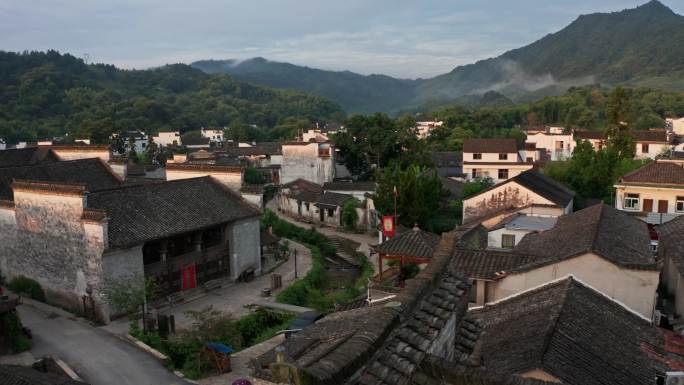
<box><xmin>294</xmin><ymin>248</ymin><xmax>298</xmax><ymax>279</ymax></box>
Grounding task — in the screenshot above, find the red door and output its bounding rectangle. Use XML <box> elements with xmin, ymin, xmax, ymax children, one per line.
<box><xmin>182</xmin><ymin>264</ymin><xmax>196</xmax><ymax>290</ymax></box>
<box><xmin>643</xmin><ymin>199</ymin><xmax>653</xmax><ymax>213</ymax></box>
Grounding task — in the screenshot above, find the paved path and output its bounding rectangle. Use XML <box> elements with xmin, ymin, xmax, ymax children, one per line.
<box><xmin>18</xmin><ymin>300</ymin><xmax>189</xmax><ymax>385</ymax></box>
<box><xmin>266</xmin><ymin>199</ymin><xmax>380</xmax><ymax>273</ymax></box>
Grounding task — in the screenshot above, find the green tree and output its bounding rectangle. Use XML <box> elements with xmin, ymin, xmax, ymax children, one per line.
<box><xmin>244</xmin><ymin>166</ymin><xmax>266</xmax><ymax>185</ymax></box>
<box><xmin>340</xmin><ymin>197</ymin><xmax>360</xmax><ymax>231</ymax></box>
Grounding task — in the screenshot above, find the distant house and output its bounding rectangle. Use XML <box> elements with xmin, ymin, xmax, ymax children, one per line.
<box><xmin>454</xmin><ymin>276</ymin><xmax>684</xmax><ymax>384</ymax></box>
<box><xmin>112</xmin><ymin>131</ymin><xmax>148</xmax><ymax>154</ymax></box>
<box><xmin>183</xmin><ymin>136</ymin><xmax>211</xmax><ymax>149</ymax></box>
<box><xmin>223</xmin><ymin>142</ymin><xmax>283</xmax><ymax>168</ymax></box>
<box><xmin>430</xmin><ymin>151</ymin><xmax>462</xmax><ymax>177</ymax></box>
<box><xmin>152</xmin><ymin>131</ymin><xmax>181</xmax><ymax>148</ymax></box>
<box><xmin>525</xmin><ymin>125</ymin><xmax>574</xmax><ymax>160</ymax></box>
<box><xmin>667</xmin><ymin>117</ymin><xmax>684</xmax><ymax>136</ymax></box>
<box><xmin>280</xmin><ymin>141</ymin><xmax>334</xmax><ymax>185</ymax></box>
<box><xmin>633</xmin><ymin>129</ymin><xmax>672</xmax><ymax>159</ymax></box>
<box><xmin>614</xmin><ymin>161</ymin><xmax>684</xmax><ymax>223</ymax></box>
<box><xmin>462</xmin><ymin>138</ymin><xmax>533</xmax><ymax>184</ymax></box>
<box><xmin>200</xmin><ymin>127</ymin><xmax>224</xmax><ymax>144</ymax></box>
<box><xmin>574</xmin><ymin>130</ymin><xmax>606</xmax><ymax>150</ymax></box>
<box><xmin>415</xmin><ymin>120</ymin><xmax>443</xmax><ymax>139</ymax></box>
<box><xmin>300</xmin><ymin>128</ymin><xmax>329</xmax><ymax>143</ymax></box>
<box><xmin>278</xmin><ymin>179</ymin><xmax>324</xmax><ymax>221</ymax></box>
<box><xmin>462</xmin><ymin>169</ymin><xmax>574</xmax><ymax>223</ymax></box>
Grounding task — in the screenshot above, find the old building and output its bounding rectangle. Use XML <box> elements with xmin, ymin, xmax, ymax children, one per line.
<box><xmin>525</xmin><ymin>126</ymin><xmax>574</xmax><ymax>160</ymax></box>
<box><xmin>0</xmin><ymin>157</ymin><xmax>261</xmax><ymax>323</ymax></box>
<box><xmin>223</xmin><ymin>142</ymin><xmax>283</xmax><ymax>168</ymax></box>
<box><xmin>374</xmin><ymin>226</ymin><xmax>441</xmax><ymax>281</ymax></box>
<box><xmin>151</xmin><ymin>131</ymin><xmax>181</xmax><ymax>148</ymax></box>
<box><xmin>280</xmin><ymin>141</ymin><xmax>334</xmax><ymax>185</ymax></box>
<box><xmin>462</xmin><ymin>169</ymin><xmax>574</xmax><ymax>223</ymax></box>
<box><xmin>415</xmin><ymin>120</ymin><xmax>443</xmax><ymax>139</ymax></box>
<box><xmin>183</xmin><ymin>137</ymin><xmax>211</xmax><ymax>149</ymax></box>
<box><xmin>574</xmin><ymin>130</ymin><xmax>606</xmax><ymax>150</ymax></box>
<box><xmin>0</xmin><ymin>146</ymin><xmax>59</xmax><ymax>167</ymax></box>
<box><xmin>485</xmin><ymin>213</ymin><xmax>557</xmax><ymax>249</ymax></box>
<box><xmin>667</xmin><ymin>117</ymin><xmax>684</xmax><ymax>136</ymax></box>
<box><xmin>614</xmin><ymin>160</ymin><xmax>684</xmax><ymax>223</ymax></box>
<box><xmin>200</xmin><ymin>127</ymin><xmax>225</xmax><ymax>144</ymax></box>
<box><xmin>462</xmin><ymin>138</ymin><xmax>534</xmax><ymax>184</ymax></box>
<box><xmin>452</xmin><ymin>203</ymin><xmax>659</xmax><ymax>317</ymax></box>
<box><xmin>455</xmin><ymin>276</ymin><xmax>684</xmax><ymax>385</ymax></box>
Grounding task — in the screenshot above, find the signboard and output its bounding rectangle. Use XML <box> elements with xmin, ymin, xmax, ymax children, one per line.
<box><xmin>382</xmin><ymin>215</ymin><xmax>396</xmax><ymax>238</ymax></box>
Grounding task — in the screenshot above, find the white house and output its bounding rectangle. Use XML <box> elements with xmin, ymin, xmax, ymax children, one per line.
<box><xmin>300</xmin><ymin>129</ymin><xmax>329</xmax><ymax>143</ymax></box>
<box><xmin>667</xmin><ymin>117</ymin><xmax>684</xmax><ymax>136</ymax></box>
<box><xmin>486</xmin><ymin>214</ymin><xmax>557</xmax><ymax>249</ymax></box>
<box><xmin>152</xmin><ymin>131</ymin><xmax>182</xmax><ymax>148</ymax></box>
<box><xmin>462</xmin><ymin>169</ymin><xmax>574</xmax><ymax>223</ymax></box>
<box><xmin>632</xmin><ymin>129</ymin><xmax>672</xmax><ymax>159</ymax></box>
<box><xmin>201</xmin><ymin>127</ymin><xmax>225</xmax><ymax>144</ymax></box>
<box><xmin>416</xmin><ymin>120</ymin><xmax>444</xmax><ymax>139</ymax></box>
<box><xmin>525</xmin><ymin>126</ymin><xmax>574</xmax><ymax>160</ymax></box>
<box><xmin>281</xmin><ymin>141</ymin><xmax>334</xmax><ymax>185</ymax></box>
<box><xmin>112</xmin><ymin>131</ymin><xmax>148</xmax><ymax>154</ymax></box>
<box><xmin>462</xmin><ymin>138</ymin><xmax>534</xmax><ymax>184</ymax></box>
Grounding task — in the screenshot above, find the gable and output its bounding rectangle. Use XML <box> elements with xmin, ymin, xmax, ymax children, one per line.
<box><xmin>463</xmin><ymin>181</ymin><xmax>557</xmax><ymax>220</ymax></box>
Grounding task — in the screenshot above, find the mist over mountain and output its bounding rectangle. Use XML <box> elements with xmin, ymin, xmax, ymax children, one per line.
<box><xmin>192</xmin><ymin>0</ymin><xmax>684</xmax><ymax>114</ymax></box>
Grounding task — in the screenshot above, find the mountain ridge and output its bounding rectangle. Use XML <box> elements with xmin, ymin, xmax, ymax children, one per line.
<box><xmin>192</xmin><ymin>0</ymin><xmax>684</xmax><ymax>114</ymax></box>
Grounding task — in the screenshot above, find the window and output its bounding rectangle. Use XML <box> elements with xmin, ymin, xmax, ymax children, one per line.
<box><xmin>677</xmin><ymin>197</ymin><xmax>684</xmax><ymax>212</ymax></box>
<box><xmin>624</xmin><ymin>193</ymin><xmax>640</xmax><ymax>210</ymax></box>
<box><xmin>526</xmin><ymin>157</ymin><xmax>533</xmax><ymax>163</ymax></box>
<box><xmin>327</xmin><ymin>208</ymin><xmax>335</xmax><ymax>217</ymax></box>
<box><xmin>473</xmin><ymin>153</ymin><xmax>482</xmax><ymax>160</ymax></box>
<box><xmin>641</xmin><ymin>143</ymin><xmax>649</xmax><ymax>153</ymax></box>
<box><xmin>501</xmin><ymin>234</ymin><xmax>516</xmax><ymax>249</ymax></box>
<box><xmin>498</xmin><ymin>169</ymin><xmax>509</xmax><ymax>180</ymax></box>
<box><xmin>472</xmin><ymin>169</ymin><xmax>478</xmax><ymax>178</ymax></box>
<box><xmin>499</xmin><ymin>153</ymin><xmax>508</xmax><ymax>160</ymax></box>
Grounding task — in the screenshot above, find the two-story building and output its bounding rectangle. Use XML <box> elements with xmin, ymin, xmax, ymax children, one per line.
<box><xmin>614</xmin><ymin>161</ymin><xmax>684</xmax><ymax>223</ymax></box>
<box><xmin>462</xmin><ymin>138</ymin><xmax>534</xmax><ymax>184</ymax></box>
<box><xmin>201</xmin><ymin>127</ymin><xmax>225</xmax><ymax>144</ymax></box>
<box><xmin>633</xmin><ymin>129</ymin><xmax>672</xmax><ymax>159</ymax></box>
<box><xmin>152</xmin><ymin>131</ymin><xmax>181</xmax><ymax>148</ymax></box>
<box><xmin>667</xmin><ymin>117</ymin><xmax>684</xmax><ymax>136</ymax></box>
<box><xmin>525</xmin><ymin>126</ymin><xmax>574</xmax><ymax>160</ymax></box>
<box><xmin>280</xmin><ymin>141</ymin><xmax>334</xmax><ymax>185</ymax></box>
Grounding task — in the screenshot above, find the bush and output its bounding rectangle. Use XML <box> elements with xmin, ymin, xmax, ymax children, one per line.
<box><xmin>0</xmin><ymin>312</ymin><xmax>30</xmax><ymax>352</ymax></box>
<box><xmin>8</xmin><ymin>276</ymin><xmax>46</xmax><ymax>302</ymax></box>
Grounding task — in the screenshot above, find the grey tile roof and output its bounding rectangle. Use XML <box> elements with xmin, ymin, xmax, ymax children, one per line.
<box><xmin>514</xmin><ymin>203</ymin><xmax>657</xmax><ymax>270</ymax></box>
<box><xmin>459</xmin><ymin>276</ymin><xmax>668</xmax><ymax>385</ymax></box>
<box><xmin>315</xmin><ymin>191</ymin><xmax>353</xmax><ymax>208</ymax></box>
<box><xmin>88</xmin><ymin>177</ymin><xmax>259</xmax><ymax>249</ymax></box>
<box><xmin>0</xmin><ymin>147</ymin><xmax>59</xmax><ymax>168</ymax></box>
<box><xmin>0</xmin><ymin>158</ymin><xmax>122</xmax><ymax>200</ymax></box>
<box><xmin>657</xmin><ymin>215</ymin><xmax>684</xmax><ymax>277</ymax></box>
<box><xmin>430</xmin><ymin>151</ymin><xmax>462</xmax><ymax>167</ymax></box>
<box><xmin>373</xmin><ymin>228</ymin><xmax>441</xmax><ymax>259</ymax></box>
<box><xmin>283</xmin><ymin>178</ymin><xmax>323</xmax><ymax>202</ymax></box>
<box><xmin>323</xmin><ymin>181</ymin><xmax>376</xmax><ymax>192</ymax></box>
<box><xmin>463</xmin><ymin>139</ymin><xmax>518</xmax><ymax>153</ymax></box>
<box><xmin>0</xmin><ymin>365</ymin><xmax>87</xmax><ymax>385</ymax></box>
<box><xmin>509</xmin><ymin>169</ymin><xmax>575</xmax><ymax>207</ymax></box>
<box><xmin>450</xmin><ymin>249</ymin><xmax>538</xmax><ymax>280</ymax></box>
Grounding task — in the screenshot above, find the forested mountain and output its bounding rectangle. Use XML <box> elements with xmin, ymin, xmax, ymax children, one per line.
<box><xmin>191</xmin><ymin>58</ymin><xmax>417</xmax><ymax>114</ymax></box>
<box><xmin>193</xmin><ymin>1</ymin><xmax>684</xmax><ymax>114</ymax></box>
<box><xmin>0</xmin><ymin>51</ymin><xmax>343</xmax><ymax>144</ymax></box>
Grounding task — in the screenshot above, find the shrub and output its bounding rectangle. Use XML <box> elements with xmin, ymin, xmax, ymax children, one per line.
<box><xmin>8</xmin><ymin>276</ymin><xmax>45</xmax><ymax>302</ymax></box>
<box><xmin>0</xmin><ymin>312</ymin><xmax>30</xmax><ymax>352</ymax></box>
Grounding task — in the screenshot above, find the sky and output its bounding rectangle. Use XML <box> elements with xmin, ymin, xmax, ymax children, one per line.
<box><xmin>1</xmin><ymin>0</ymin><xmax>683</xmax><ymax>79</ymax></box>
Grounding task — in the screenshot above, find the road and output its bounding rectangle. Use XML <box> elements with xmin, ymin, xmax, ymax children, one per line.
<box><xmin>18</xmin><ymin>302</ymin><xmax>189</xmax><ymax>385</ymax></box>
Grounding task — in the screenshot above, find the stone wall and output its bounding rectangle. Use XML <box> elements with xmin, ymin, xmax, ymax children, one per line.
<box><xmin>0</xmin><ymin>187</ymin><xmax>110</xmax><ymax>322</ymax></box>
<box><xmin>281</xmin><ymin>144</ymin><xmax>334</xmax><ymax>185</ymax></box>
<box><xmin>227</xmin><ymin>217</ymin><xmax>261</xmax><ymax>279</ymax></box>
<box><xmin>102</xmin><ymin>246</ymin><xmax>144</xmax><ymax>318</ymax></box>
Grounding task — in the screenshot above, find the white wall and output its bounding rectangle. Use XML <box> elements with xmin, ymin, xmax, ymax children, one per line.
<box><xmin>635</xmin><ymin>142</ymin><xmax>670</xmax><ymax>159</ymax></box>
<box><xmin>281</xmin><ymin>143</ymin><xmax>334</xmax><ymax>185</ymax></box>
<box><xmin>487</xmin><ymin>228</ymin><xmax>533</xmax><ymax>249</ymax></box>
<box><xmin>615</xmin><ymin>185</ymin><xmax>684</xmax><ymax>214</ymax></box>
<box><xmin>165</xmin><ymin>168</ymin><xmax>243</xmax><ymax>193</ymax></box>
<box><xmin>525</xmin><ymin>133</ymin><xmax>574</xmax><ymax>161</ymax></box>
<box><xmin>462</xmin><ymin>164</ymin><xmax>533</xmax><ymax>184</ymax></box>
<box><xmin>463</xmin><ymin>152</ymin><xmax>519</xmax><ymax>163</ymax></box>
<box><xmin>492</xmin><ymin>253</ymin><xmax>659</xmax><ymax>318</ymax></box>
<box><xmin>227</xmin><ymin>217</ymin><xmax>261</xmax><ymax>279</ymax></box>
<box><xmin>463</xmin><ymin>182</ymin><xmax>560</xmax><ymax>222</ymax></box>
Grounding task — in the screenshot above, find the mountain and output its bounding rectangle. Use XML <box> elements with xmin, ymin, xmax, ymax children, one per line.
<box><xmin>193</xmin><ymin>1</ymin><xmax>684</xmax><ymax>113</ymax></box>
<box><xmin>191</xmin><ymin>58</ymin><xmax>418</xmax><ymax>114</ymax></box>
<box><xmin>0</xmin><ymin>51</ymin><xmax>343</xmax><ymax>143</ymax></box>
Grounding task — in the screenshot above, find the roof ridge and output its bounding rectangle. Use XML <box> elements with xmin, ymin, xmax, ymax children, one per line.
<box><xmin>588</xmin><ymin>203</ymin><xmax>606</xmax><ymax>253</ymax></box>
<box><xmin>538</xmin><ymin>278</ymin><xmax>574</xmax><ymax>362</ymax></box>
<box><xmin>89</xmin><ymin>175</ymin><xmax>212</xmax><ymax>195</ymax></box>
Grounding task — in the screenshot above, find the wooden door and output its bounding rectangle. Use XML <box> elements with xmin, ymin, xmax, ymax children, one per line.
<box><xmin>658</xmin><ymin>200</ymin><xmax>669</xmax><ymax>214</ymax></box>
<box><xmin>181</xmin><ymin>264</ymin><xmax>197</xmax><ymax>290</ymax></box>
<box><xmin>643</xmin><ymin>199</ymin><xmax>653</xmax><ymax>212</ymax></box>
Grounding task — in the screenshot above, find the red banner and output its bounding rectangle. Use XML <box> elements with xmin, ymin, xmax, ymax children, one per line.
<box><xmin>382</xmin><ymin>215</ymin><xmax>396</xmax><ymax>238</ymax></box>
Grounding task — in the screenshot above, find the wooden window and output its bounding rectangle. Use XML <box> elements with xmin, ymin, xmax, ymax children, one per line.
<box><xmin>501</xmin><ymin>234</ymin><xmax>516</xmax><ymax>249</ymax></box>
<box><xmin>624</xmin><ymin>193</ymin><xmax>640</xmax><ymax>210</ymax></box>
<box><xmin>499</xmin><ymin>153</ymin><xmax>508</xmax><ymax>160</ymax></box>
<box><xmin>498</xmin><ymin>169</ymin><xmax>509</xmax><ymax>180</ymax></box>
<box><xmin>642</xmin><ymin>143</ymin><xmax>649</xmax><ymax>153</ymax></box>
<box><xmin>473</xmin><ymin>153</ymin><xmax>482</xmax><ymax>160</ymax></box>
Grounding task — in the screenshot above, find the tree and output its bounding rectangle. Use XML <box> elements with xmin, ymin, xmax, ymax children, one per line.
<box><xmin>340</xmin><ymin>197</ymin><xmax>360</xmax><ymax>231</ymax></box>
<box><xmin>244</xmin><ymin>166</ymin><xmax>266</xmax><ymax>185</ymax></box>
<box><xmin>105</xmin><ymin>274</ymin><xmax>159</xmax><ymax>319</ymax></box>
<box><xmin>374</xmin><ymin>163</ymin><xmax>446</xmax><ymax>228</ymax></box>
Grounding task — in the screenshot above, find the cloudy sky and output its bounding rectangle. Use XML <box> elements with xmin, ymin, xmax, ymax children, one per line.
<box><xmin>1</xmin><ymin>0</ymin><xmax>682</xmax><ymax>78</ymax></box>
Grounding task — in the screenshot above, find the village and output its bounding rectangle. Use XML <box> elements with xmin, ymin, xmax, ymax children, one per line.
<box><xmin>0</xmin><ymin>114</ymin><xmax>684</xmax><ymax>385</ymax></box>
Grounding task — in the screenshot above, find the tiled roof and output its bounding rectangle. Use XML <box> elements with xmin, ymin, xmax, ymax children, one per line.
<box><xmin>0</xmin><ymin>365</ymin><xmax>86</xmax><ymax>385</ymax></box>
<box><xmin>283</xmin><ymin>178</ymin><xmax>323</xmax><ymax>202</ymax></box>
<box><xmin>88</xmin><ymin>177</ymin><xmax>259</xmax><ymax>248</ymax></box>
<box><xmin>631</xmin><ymin>129</ymin><xmax>669</xmax><ymax>143</ymax></box>
<box><xmin>183</xmin><ymin>137</ymin><xmax>210</xmax><ymax>146</ymax></box>
<box><xmin>0</xmin><ymin>158</ymin><xmax>121</xmax><ymax>200</ymax></box>
<box><xmin>514</xmin><ymin>203</ymin><xmax>656</xmax><ymax>270</ymax></box>
<box><xmin>224</xmin><ymin>143</ymin><xmax>282</xmax><ymax>156</ymax></box>
<box><xmin>430</xmin><ymin>151</ymin><xmax>462</xmax><ymax>167</ymax></box>
<box><xmin>462</xmin><ymin>139</ymin><xmax>518</xmax><ymax>154</ymax></box>
<box><xmin>619</xmin><ymin>161</ymin><xmax>684</xmax><ymax>186</ymax></box>
<box><xmin>315</xmin><ymin>191</ymin><xmax>353</xmax><ymax>208</ymax></box>
<box><xmin>0</xmin><ymin>147</ymin><xmax>59</xmax><ymax>168</ymax></box>
<box><xmin>450</xmin><ymin>249</ymin><xmax>537</xmax><ymax>280</ymax></box>
<box><xmin>657</xmin><ymin>215</ymin><xmax>684</xmax><ymax>278</ymax></box>
<box><xmin>373</xmin><ymin>227</ymin><xmax>441</xmax><ymax>259</ymax></box>
<box><xmin>323</xmin><ymin>181</ymin><xmax>376</xmax><ymax>192</ymax></box>
<box><xmin>466</xmin><ymin>169</ymin><xmax>575</xmax><ymax>207</ymax></box>
<box><xmin>458</xmin><ymin>276</ymin><xmax>675</xmax><ymax>385</ymax></box>
<box><xmin>575</xmin><ymin>130</ymin><xmax>606</xmax><ymax>140</ymax></box>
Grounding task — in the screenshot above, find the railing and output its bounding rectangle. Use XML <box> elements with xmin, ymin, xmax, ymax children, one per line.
<box><xmin>144</xmin><ymin>245</ymin><xmax>230</xmax><ymax>295</ymax></box>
